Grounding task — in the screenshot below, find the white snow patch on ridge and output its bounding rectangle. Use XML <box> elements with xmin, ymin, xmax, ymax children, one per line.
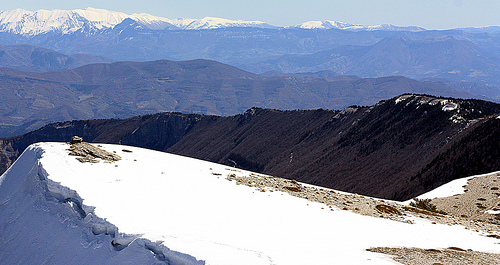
<box><xmin>1</xmin><ymin>142</ymin><xmax>499</xmax><ymax>264</ymax></box>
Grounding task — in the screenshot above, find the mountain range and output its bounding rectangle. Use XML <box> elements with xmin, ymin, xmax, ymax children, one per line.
<box><xmin>247</xmin><ymin>36</ymin><xmax>500</xmax><ymax>99</ymax></box>
<box><xmin>0</xmin><ymin>44</ymin><xmax>113</xmax><ymax>72</ymax></box>
<box><xmin>1</xmin><ymin>94</ymin><xmax>499</xmax><ymax>201</ymax></box>
<box><xmin>0</xmin><ymin>8</ymin><xmax>499</xmax><ymax>96</ymax></box>
<box><xmin>0</xmin><ymin>59</ymin><xmax>486</xmax><ymax>137</ymax></box>
<box><xmin>0</xmin><ymin>8</ymin><xmax>427</xmax><ymax>34</ymax></box>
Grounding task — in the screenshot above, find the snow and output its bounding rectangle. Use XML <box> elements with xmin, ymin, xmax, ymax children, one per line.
<box><xmin>0</xmin><ymin>8</ymin><xmax>273</xmax><ymax>35</ymax></box>
<box><xmin>1</xmin><ymin>142</ymin><xmax>499</xmax><ymax>264</ymax></box>
<box><xmin>487</xmin><ymin>209</ymin><xmax>500</xmax><ymax>215</ymax></box>
<box><xmin>408</xmin><ymin>170</ymin><xmax>500</xmax><ymax>201</ymax></box>
<box><xmin>169</xmin><ymin>17</ymin><xmax>272</xmax><ymax>30</ymax></box>
<box><xmin>0</xmin><ymin>7</ymin><xmax>426</xmax><ymax>35</ymax></box>
<box><xmin>294</xmin><ymin>20</ymin><xmax>424</xmax><ymax>31</ymax></box>
<box><xmin>395</xmin><ymin>94</ymin><xmax>413</xmax><ymax>104</ymax></box>
<box><xmin>294</xmin><ymin>20</ymin><xmax>363</xmax><ymax>30</ymax></box>
<box><xmin>440</xmin><ymin>100</ymin><xmax>458</xmax><ymax>111</ymax></box>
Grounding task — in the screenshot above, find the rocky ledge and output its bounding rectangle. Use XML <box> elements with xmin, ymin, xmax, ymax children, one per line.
<box><xmin>67</xmin><ymin>136</ymin><xmax>121</xmax><ymax>163</ymax></box>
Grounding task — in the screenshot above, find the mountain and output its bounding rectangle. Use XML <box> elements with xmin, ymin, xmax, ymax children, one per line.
<box><xmin>0</xmin><ymin>59</ymin><xmax>482</xmax><ymax>137</ymax></box>
<box><xmin>1</xmin><ymin>142</ymin><xmax>499</xmax><ymax>264</ymax></box>
<box><xmin>293</xmin><ymin>20</ymin><xmax>425</xmax><ymax>32</ymax></box>
<box><xmin>0</xmin><ymin>7</ymin><xmax>273</xmax><ymax>35</ymax></box>
<box><xmin>0</xmin><ymin>8</ymin><xmax>426</xmax><ymax>35</ymax></box>
<box><xmin>0</xmin><ymin>44</ymin><xmax>114</xmax><ymax>72</ymax></box>
<box><xmin>0</xmin><ymin>8</ymin><xmax>499</xmax><ymax>71</ymax></box>
<box><xmin>246</xmin><ymin>36</ymin><xmax>500</xmax><ymax>99</ymax></box>
<box><xmin>1</xmin><ymin>94</ymin><xmax>499</xmax><ymax>201</ymax></box>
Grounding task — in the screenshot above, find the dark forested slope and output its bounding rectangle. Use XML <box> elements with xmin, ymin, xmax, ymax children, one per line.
<box><xmin>1</xmin><ymin>94</ymin><xmax>498</xmax><ymax>200</ymax></box>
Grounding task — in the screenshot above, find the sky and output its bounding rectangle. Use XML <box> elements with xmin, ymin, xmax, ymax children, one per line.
<box><xmin>4</xmin><ymin>0</ymin><xmax>500</xmax><ymax>29</ymax></box>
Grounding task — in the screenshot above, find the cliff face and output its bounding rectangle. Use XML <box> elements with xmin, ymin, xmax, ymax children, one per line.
<box><xmin>1</xmin><ymin>94</ymin><xmax>499</xmax><ymax>200</ymax></box>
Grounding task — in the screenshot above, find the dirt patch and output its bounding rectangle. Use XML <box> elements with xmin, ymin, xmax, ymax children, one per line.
<box><xmin>367</xmin><ymin>247</ymin><xmax>500</xmax><ymax>265</ymax></box>
<box><xmin>428</xmin><ymin>172</ymin><xmax>500</xmax><ymax>225</ymax></box>
<box><xmin>223</xmin><ymin>170</ymin><xmax>500</xmax><ymax>238</ymax></box>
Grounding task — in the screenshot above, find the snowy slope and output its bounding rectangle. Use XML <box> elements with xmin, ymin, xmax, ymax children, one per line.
<box><xmin>294</xmin><ymin>20</ymin><xmax>363</xmax><ymax>30</ymax></box>
<box><xmin>405</xmin><ymin>170</ymin><xmax>500</xmax><ymax>201</ymax></box>
<box><xmin>0</xmin><ymin>8</ymin><xmax>130</xmax><ymax>35</ymax></box>
<box><xmin>0</xmin><ymin>142</ymin><xmax>499</xmax><ymax>264</ymax></box>
<box><xmin>168</xmin><ymin>17</ymin><xmax>273</xmax><ymax>30</ymax></box>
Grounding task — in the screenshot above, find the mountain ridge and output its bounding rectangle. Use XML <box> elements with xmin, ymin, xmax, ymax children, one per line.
<box><xmin>0</xmin><ymin>7</ymin><xmax>430</xmax><ymax>35</ymax></box>
<box><xmin>0</xmin><ymin>59</ymin><xmax>484</xmax><ymax>137</ymax></box>
<box><xmin>1</xmin><ymin>94</ymin><xmax>498</xmax><ymax>201</ymax></box>
<box><xmin>0</xmin><ymin>44</ymin><xmax>114</xmax><ymax>72</ymax></box>
<box><xmin>245</xmin><ymin>36</ymin><xmax>500</xmax><ymax>99</ymax></box>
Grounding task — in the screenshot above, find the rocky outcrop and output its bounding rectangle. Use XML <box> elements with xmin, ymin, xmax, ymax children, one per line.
<box><xmin>67</xmin><ymin>138</ymin><xmax>121</xmax><ymax>163</ymax></box>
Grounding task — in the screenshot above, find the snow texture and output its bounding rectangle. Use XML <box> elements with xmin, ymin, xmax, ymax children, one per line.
<box><xmin>0</xmin><ymin>144</ymin><xmax>202</xmax><ymax>265</ymax></box>
<box><xmin>1</xmin><ymin>142</ymin><xmax>499</xmax><ymax>265</ymax></box>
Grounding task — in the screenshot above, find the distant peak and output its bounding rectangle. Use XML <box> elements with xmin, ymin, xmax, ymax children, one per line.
<box><xmin>0</xmin><ymin>7</ymin><xmax>429</xmax><ymax>35</ymax></box>
<box><xmin>294</xmin><ymin>20</ymin><xmax>425</xmax><ymax>32</ymax></box>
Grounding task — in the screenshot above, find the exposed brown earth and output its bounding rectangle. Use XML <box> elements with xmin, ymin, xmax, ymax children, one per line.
<box><xmin>367</xmin><ymin>247</ymin><xmax>500</xmax><ymax>265</ymax></box>
<box><xmin>429</xmin><ymin>172</ymin><xmax>500</xmax><ymax>225</ymax></box>
<box><xmin>222</xmin><ymin>169</ymin><xmax>500</xmax><ymax>236</ymax></box>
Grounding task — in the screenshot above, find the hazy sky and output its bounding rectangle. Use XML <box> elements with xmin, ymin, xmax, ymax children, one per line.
<box><xmin>4</xmin><ymin>0</ymin><xmax>500</xmax><ymax>29</ymax></box>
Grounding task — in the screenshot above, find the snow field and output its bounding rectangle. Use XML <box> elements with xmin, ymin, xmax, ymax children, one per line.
<box><xmin>0</xmin><ymin>142</ymin><xmax>499</xmax><ymax>264</ymax></box>
<box><xmin>27</xmin><ymin>142</ymin><xmax>499</xmax><ymax>265</ymax></box>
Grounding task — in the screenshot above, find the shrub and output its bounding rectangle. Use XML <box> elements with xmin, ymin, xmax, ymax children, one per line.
<box><xmin>375</xmin><ymin>204</ymin><xmax>402</xmax><ymax>215</ymax></box>
<box><xmin>409</xmin><ymin>198</ymin><xmax>447</xmax><ymax>215</ymax></box>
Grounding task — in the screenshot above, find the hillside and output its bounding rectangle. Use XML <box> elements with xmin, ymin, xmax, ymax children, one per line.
<box><xmin>247</xmin><ymin>36</ymin><xmax>500</xmax><ymax>99</ymax></box>
<box><xmin>0</xmin><ymin>142</ymin><xmax>499</xmax><ymax>264</ymax></box>
<box><xmin>1</xmin><ymin>94</ymin><xmax>499</xmax><ymax>200</ymax></box>
<box><xmin>0</xmin><ymin>59</ymin><xmax>480</xmax><ymax>137</ymax></box>
<box><xmin>1</xmin><ymin>8</ymin><xmax>500</xmax><ymax>87</ymax></box>
<box><xmin>0</xmin><ymin>44</ymin><xmax>114</xmax><ymax>72</ymax></box>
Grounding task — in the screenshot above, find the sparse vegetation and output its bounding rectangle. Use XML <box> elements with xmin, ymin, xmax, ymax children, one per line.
<box><xmin>403</xmin><ymin>206</ymin><xmax>443</xmax><ymax>217</ymax></box>
<box><xmin>283</xmin><ymin>186</ymin><xmax>302</xmax><ymax>192</ymax></box>
<box><xmin>409</xmin><ymin>198</ymin><xmax>447</xmax><ymax>215</ymax></box>
<box><xmin>375</xmin><ymin>205</ymin><xmax>402</xmax><ymax>215</ymax></box>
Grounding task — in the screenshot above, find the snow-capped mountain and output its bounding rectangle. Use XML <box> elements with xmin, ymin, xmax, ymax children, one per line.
<box><xmin>0</xmin><ymin>7</ymin><xmax>273</xmax><ymax>35</ymax></box>
<box><xmin>0</xmin><ymin>142</ymin><xmax>499</xmax><ymax>264</ymax></box>
<box><xmin>0</xmin><ymin>8</ymin><xmax>131</xmax><ymax>35</ymax></box>
<box><xmin>168</xmin><ymin>16</ymin><xmax>274</xmax><ymax>30</ymax></box>
<box><xmin>294</xmin><ymin>20</ymin><xmax>425</xmax><ymax>31</ymax></box>
<box><xmin>292</xmin><ymin>20</ymin><xmax>362</xmax><ymax>30</ymax></box>
<box><xmin>0</xmin><ymin>7</ymin><xmax>428</xmax><ymax>36</ymax></box>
